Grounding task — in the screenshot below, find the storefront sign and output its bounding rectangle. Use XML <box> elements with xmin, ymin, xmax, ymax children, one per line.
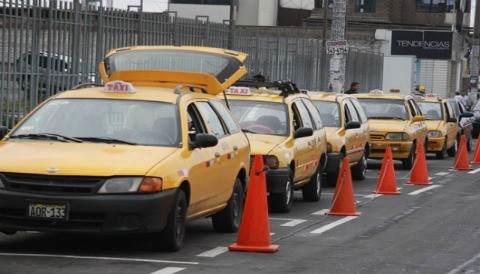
<box><xmin>391</xmin><ymin>31</ymin><xmax>452</xmax><ymax>60</ymax></box>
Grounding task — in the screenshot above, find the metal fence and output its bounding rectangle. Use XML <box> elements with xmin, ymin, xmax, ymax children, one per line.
<box><xmin>0</xmin><ymin>0</ymin><xmax>383</xmax><ymax>128</ymax></box>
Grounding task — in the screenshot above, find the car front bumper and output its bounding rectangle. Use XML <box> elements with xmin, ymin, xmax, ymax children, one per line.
<box><xmin>0</xmin><ymin>188</ymin><xmax>178</xmax><ymax>235</ymax></box>
<box><xmin>369</xmin><ymin>140</ymin><xmax>413</xmax><ymax>159</ymax></box>
<box><xmin>427</xmin><ymin>137</ymin><xmax>444</xmax><ymax>152</ymax></box>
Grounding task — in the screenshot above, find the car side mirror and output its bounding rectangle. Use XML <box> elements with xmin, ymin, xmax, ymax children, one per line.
<box><xmin>294</xmin><ymin>127</ymin><xmax>313</xmax><ymax>139</ymax></box>
<box><xmin>345</xmin><ymin>121</ymin><xmax>361</xmax><ymax>130</ymax></box>
<box><xmin>412</xmin><ymin>116</ymin><xmax>425</xmax><ymax>122</ymax></box>
<box><xmin>0</xmin><ymin>126</ymin><xmax>7</xmax><ymax>139</ymax></box>
<box><xmin>189</xmin><ymin>133</ymin><xmax>218</xmax><ymax>150</ymax></box>
<box><xmin>460</xmin><ymin>112</ymin><xmax>474</xmax><ymax>118</ymax></box>
<box><xmin>447</xmin><ymin>118</ymin><xmax>457</xmax><ymax>123</ymax></box>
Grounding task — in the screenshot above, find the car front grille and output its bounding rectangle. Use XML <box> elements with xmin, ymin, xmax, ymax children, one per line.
<box><xmin>370</xmin><ymin>134</ymin><xmax>385</xmax><ymax>140</ymax></box>
<box><xmin>0</xmin><ymin>173</ymin><xmax>105</xmax><ymax>195</ymax></box>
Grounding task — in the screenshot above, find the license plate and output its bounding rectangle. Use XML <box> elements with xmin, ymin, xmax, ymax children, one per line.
<box><xmin>27</xmin><ymin>201</ymin><xmax>69</xmax><ymax>221</ymax></box>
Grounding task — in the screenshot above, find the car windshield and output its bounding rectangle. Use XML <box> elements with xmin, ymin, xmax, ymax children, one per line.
<box><xmin>357</xmin><ymin>98</ymin><xmax>409</xmax><ymax>120</ymax></box>
<box><xmin>314</xmin><ymin>101</ymin><xmax>340</xmax><ymax>127</ymax></box>
<box><xmin>417</xmin><ymin>102</ymin><xmax>443</xmax><ymax>120</ymax></box>
<box><xmin>227</xmin><ymin>100</ymin><xmax>289</xmax><ymax>136</ymax></box>
<box><xmin>105</xmin><ymin>49</ymin><xmax>242</xmax><ymax>83</ymax></box>
<box><xmin>10</xmin><ymin>99</ymin><xmax>180</xmax><ymax>146</ymax></box>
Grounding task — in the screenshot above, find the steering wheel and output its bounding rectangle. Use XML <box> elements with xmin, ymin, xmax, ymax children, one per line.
<box><xmin>246</xmin><ymin>124</ymin><xmax>276</xmax><ymax>134</ymax></box>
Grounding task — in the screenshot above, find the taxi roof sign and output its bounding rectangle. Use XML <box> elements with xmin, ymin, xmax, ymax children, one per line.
<box><xmin>226</xmin><ymin>86</ymin><xmax>252</xmax><ymax>96</ymax></box>
<box><xmin>369</xmin><ymin>89</ymin><xmax>384</xmax><ymax>95</ymax></box>
<box><xmin>412</xmin><ymin>95</ymin><xmax>425</xmax><ymax>100</ymax></box>
<box><xmin>425</xmin><ymin>93</ymin><xmax>438</xmax><ymax>99</ymax></box>
<box><xmin>104</xmin><ymin>81</ymin><xmax>135</xmax><ymax>93</ymax></box>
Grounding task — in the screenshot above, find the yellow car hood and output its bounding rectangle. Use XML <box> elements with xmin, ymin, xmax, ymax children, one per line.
<box><xmin>246</xmin><ymin>134</ymin><xmax>287</xmax><ymax>155</ymax></box>
<box><xmin>368</xmin><ymin>119</ymin><xmax>408</xmax><ymax>133</ymax></box>
<box><xmin>425</xmin><ymin>120</ymin><xmax>442</xmax><ymax>131</ymax></box>
<box><xmin>0</xmin><ymin>141</ymin><xmax>177</xmax><ymax>176</ymax></box>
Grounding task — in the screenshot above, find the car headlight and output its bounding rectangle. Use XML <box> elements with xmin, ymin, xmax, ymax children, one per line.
<box><xmin>264</xmin><ymin>155</ymin><xmax>279</xmax><ymax>169</ymax></box>
<box><xmin>427</xmin><ymin>131</ymin><xmax>442</xmax><ymax>138</ymax></box>
<box><xmin>385</xmin><ymin>132</ymin><xmax>409</xmax><ymax>140</ymax></box>
<box><xmin>98</xmin><ymin>177</ymin><xmax>163</xmax><ymax>194</ymax></box>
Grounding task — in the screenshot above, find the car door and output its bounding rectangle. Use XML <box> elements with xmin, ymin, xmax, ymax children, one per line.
<box><xmin>444</xmin><ymin>101</ymin><xmax>458</xmax><ymax>147</ymax></box>
<box><xmin>291</xmin><ymin>100</ymin><xmax>316</xmax><ymax>182</ymax></box>
<box><xmin>407</xmin><ymin>99</ymin><xmax>426</xmax><ymax>142</ymax></box>
<box><xmin>350</xmin><ymin>98</ymin><xmax>370</xmax><ymax>153</ymax></box>
<box><xmin>343</xmin><ymin>100</ymin><xmax>364</xmax><ymax>162</ymax></box>
<box><xmin>302</xmin><ymin>98</ymin><xmax>324</xmax><ymax>171</ymax></box>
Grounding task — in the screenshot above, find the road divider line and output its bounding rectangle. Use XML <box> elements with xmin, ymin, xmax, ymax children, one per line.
<box><xmin>150</xmin><ymin>267</ymin><xmax>186</xmax><ymax>274</ymax></box>
<box><xmin>468</xmin><ymin>168</ymin><xmax>480</xmax><ymax>174</ymax></box>
<box><xmin>310</xmin><ymin>216</ymin><xmax>358</xmax><ymax>234</ymax></box>
<box><xmin>270</xmin><ymin>232</ymin><xmax>275</xmax><ymax>236</ymax></box>
<box><xmin>270</xmin><ymin>217</ymin><xmax>307</xmax><ymax>227</ymax></box>
<box><xmin>363</xmin><ymin>194</ymin><xmax>382</xmax><ymax>199</ymax></box>
<box><xmin>0</xmin><ymin>253</ymin><xmax>199</xmax><ymax>265</ymax></box>
<box><xmin>408</xmin><ymin>185</ymin><xmax>441</xmax><ymax>195</ymax></box>
<box><xmin>311</xmin><ymin>209</ymin><xmax>329</xmax><ymax>215</ymax></box>
<box><xmin>447</xmin><ymin>251</ymin><xmax>480</xmax><ymax>274</ymax></box>
<box><xmin>196</xmin><ymin>247</ymin><xmax>228</xmax><ymax>258</ymax></box>
<box><xmin>323</xmin><ymin>192</ymin><xmax>366</xmax><ymax>197</ymax></box>
<box><xmin>435</xmin><ymin>172</ymin><xmax>449</xmax><ymax>176</ymax></box>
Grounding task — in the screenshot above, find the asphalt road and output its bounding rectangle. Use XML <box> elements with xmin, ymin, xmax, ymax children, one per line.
<box><xmin>2</xmin><ymin>143</ymin><xmax>480</xmax><ymax>274</ymax></box>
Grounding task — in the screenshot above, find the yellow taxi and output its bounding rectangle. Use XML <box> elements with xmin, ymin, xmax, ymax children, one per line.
<box><xmin>355</xmin><ymin>90</ymin><xmax>427</xmax><ymax>169</ymax></box>
<box><xmin>0</xmin><ymin>46</ymin><xmax>251</xmax><ymax>251</ymax></box>
<box><xmin>414</xmin><ymin>94</ymin><xmax>459</xmax><ymax>159</ymax></box>
<box><xmin>221</xmin><ymin>80</ymin><xmax>327</xmax><ymax>213</ymax></box>
<box><xmin>308</xmin><ymin>92</ymin><xmax>370</xmax><ymax>186</ymax></box>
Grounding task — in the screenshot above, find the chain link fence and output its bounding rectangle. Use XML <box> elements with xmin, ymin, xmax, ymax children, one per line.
<box><xmin>0</xmin><ymin>0</ymin><xmax>383</xmax><ymax>127</ymax></box>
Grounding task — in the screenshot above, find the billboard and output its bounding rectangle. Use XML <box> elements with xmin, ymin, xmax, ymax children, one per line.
<box><xmin>391</xmin><ymin>31</ymin><xmax>452</xmax><ymax>60</ymax></box>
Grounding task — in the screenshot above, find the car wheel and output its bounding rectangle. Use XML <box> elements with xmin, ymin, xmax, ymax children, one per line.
<box><xmin>269</xmin><ymin>171</ymin><xmax>294</xmax><ymax>213</ymax></box>
<box><xmin>152</xmin><ymin>189</ymin><xmax>187</xmax><ymax>252</ymax></box>
<box><xmin>351</xmin><ymin>153</ymin><xmax>367</xmax><ymax>180</ymax></box>
<box><xmin>212</xmin><ymin>178</ymin><xmax>244</xmax><ymax>233</ymax></box>
<box><xmin>402</xmin><ymin>144</ymin><xmax>415</xmax><ymax>170</ymax></box>
<box><xmin>436</xmin><ymin>139</ymin><xmax>447</xmax><ymax>159</ymax></box>
<box><xmin>302</xmin><ymin>167</ymin><xmax>322</xmax><ymax>202</ymax></box>
<box><xmin>447</xmin><ymin>138</ymin><xmax>457</xmax><ymax>157</ymax></box>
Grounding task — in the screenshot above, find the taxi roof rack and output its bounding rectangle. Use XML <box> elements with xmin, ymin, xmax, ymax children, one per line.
<box><xmin>174</xmin><ymin>84</ymin><xmax>208</xmax><ymax>94</ymax></box>
<box><xmin>232</xmin><ymin>77</ymin><xmax>303</xmax><ymax>97</ymax></box>
<box><xmin>71</xmin><ymin>82</ymin><xmax>104</xmax><ymax>90</ymax></box>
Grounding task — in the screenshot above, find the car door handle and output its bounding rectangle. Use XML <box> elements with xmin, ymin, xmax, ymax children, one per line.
<box><xmin>215</xmin><ymin>152</ymin><xmax>220</xmax><ymax>158</ymax></box>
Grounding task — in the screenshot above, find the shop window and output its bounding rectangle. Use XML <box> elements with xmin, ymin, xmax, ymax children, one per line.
<box><xmin>354</xmin><ymin>0</ymin><xmax>375</xmax><ymax>12</ymax></box>
<box><xmin>416</xmin><ymin>0</ymin><xmax>455</xmax><ymax>13</ymax></box>
<box><xmin>315</xmin><ymin>0</ymin><xmax>333</xmax><ymax>8</ymax></box>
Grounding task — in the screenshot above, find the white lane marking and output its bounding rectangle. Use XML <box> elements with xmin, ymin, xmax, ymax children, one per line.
<box><xmin>270</xmin><ymin>232</ymin><xmax>275</xmax><ymax>236</ymax></box>
<box><xmin>269</xmin><ymin>217</ymin><xmax>307</xmax><ymax>227</ymax></box>
<box><xmin>311</xmin><ymin>209</ymin><xmax>329</xmax><ymax>215</ymax></box>
<box><xmin>446</xmin><ymin>251</ymin><xmax>480</xmax><ymax>274</ymax></box>
<box><xmin>0</xmin><ymin>253</ymin><xmax>199</xmax><ymax>265</ymax></box>
<box><xmin>150</xmin><ymin>267</ymin><xmax>186</xmax><ymax>274</ymax></box>
<box><xmin>468</xmin><ymin>168</ymin><xmax>480</xmax><ymax>174</ymax></box>
<box><xmin>428</xmin><ymin>177</ymin><xmax>434</xmax><ymax>180</ymax></box>
<box><xmin>408</xmin><ymin>185</ymin><xmax>441</xmax><ymax>196</ymax></box>
<box><xmin>310</xmin><ymin>216</ymin><xmax>358</xmax><ymax>234</ymax></box>
<box><xmin>363</xmin><ymin>194</ymin><xmax>382</xmax><ymax>199</ymax></box>
<box><xmin>196</xmin><ymin>247</ymin><xmax>228</xmax><ymax>258</ymax></box>
<box><xmin>435</xmin><ymin>172</ymin><xmax>449</xmax><ymax>176</ymax></box>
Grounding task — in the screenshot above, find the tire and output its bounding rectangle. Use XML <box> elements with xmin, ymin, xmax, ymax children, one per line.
<box><xmin>302</xmin><ymin>168</ymin><xmax>322</xmax><ymax>202</ymax></box>
<box><xmin>351</xmin><ymin>153</ymin><xmax>367</xmax><ymax>180</ymax></box>
<box><xmin>436</xmin><ymin>139</ymin><xmax>447</xmax><ymax>159</ymax></box>
<box><xmin>402</xmin><ymin>144</ymin><xmax>415</xmax><ymax>170</ymax></box>
<box><xmin>212</xmin><ymin>178</ymin><xmax>244</xmax><ymax>233</ymax></box>
<box><xmin>269</xmin><ymin>171</ymin><xmax>294</xmax><ymax>213</ymax></box>
<box><xmin>447</xmin><ymin>138</ymin><xmax>457</xmax><ymax>157</ymax></box>
<box><xmin>152</xmin><ymin>189</ymin><xmax>187</xmax><ymax>252</ymax></box>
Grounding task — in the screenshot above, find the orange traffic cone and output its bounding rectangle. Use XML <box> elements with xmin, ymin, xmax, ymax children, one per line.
<box><xmin>453</xmin><ymin>135</ymin><xmax>473</xmax><ymax>170</ymax></box>
<box><xmin>373</xmin><ymin>146</ymin><xmax>401</xmax><ymax>194</ymax></box>
<box><xmin>406</xmin><ymin>142</ymin><xmax>432</xmax><ymax>185</ymax></box>
<box><xmin>229</xmin><ymin>155</ymin><xmax>279</xmax><ymax>253</ymax></box>
<box><xmin>327</xmin><ymin>157</ymin><xmax>361</xmax><ymax>216</ymax></box>
<box><xmin>472</xmin><ymin>139</ymin><xmax>480</xmax><ymax>164</ymax></box>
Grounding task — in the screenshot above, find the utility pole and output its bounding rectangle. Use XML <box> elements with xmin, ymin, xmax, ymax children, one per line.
<box><xmin>228</xmin><ymin>0</ymin><xmax>236</xmax><ymax>50</ymax></box>
<box><xmin>327</xmin><ymin>0</ymin><xmax>347</xmax><ymax>93</ymax></box>
<box><xmin>470</xmin><ymin>0</ymin><xmax>480</xmax><ymax>104</ymax></box>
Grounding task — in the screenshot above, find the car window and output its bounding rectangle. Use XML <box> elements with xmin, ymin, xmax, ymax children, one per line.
<box><xmin>407</xmin><ymin>99</ymin><xmax>419</xmax><ymax>117</ymax></box>
<box><xmin>227</xmin><ymin>100</ymin><xmax>288</xmax><ymax>136</ymax></box>
<box><xmin>449</xmin><ymin>101</ymin><xmax>460</xmax><ymax>119</ymax></box>
<box><xmin>210</xmin><ymin>100</ymin><xmax>240</xmax><ymax>134</ymax></box>
<box><xmin>196</xmin><ymin>101</ymin><xmax>226</xmax><ymax>138</ymax></box>
<box><xmin>293</xmin><ymin>100</ymin><xmax>314</xmax><ymax>129</ymax></box>
<box><xmin>314</xmin><ymin>101</ymin><xmax>340</xmax><ymax>127</ymax></box>
<box><xmin>357</xmin><ymin>98</ymin><xmax>409</xmax><ymax>120</ymax></box>
<box><xmin>302</xmin><ymin>99</ymin><xmax>323</xmax><ymax>130</ymax></box>
<box><xmin>344</xmin><ymin>100</ymin><xmax>360</xmax><ymax>123</ymax></box>
<box><xmin>444</xmin><ymin>102</ymin><xmax>455</xmax><ymax>119</ymax></box>
<box><xmin>350</xmin><ymin>98</ymin><xmax>368</xmax><ymax>124</ymax></box>
<box><xmin>187</xmin><ymin>103</ymin><xmax>208</xmax><ymax>142</ymax></box>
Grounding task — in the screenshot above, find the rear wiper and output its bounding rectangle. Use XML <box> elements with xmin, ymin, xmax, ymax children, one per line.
<box><xmin>9</xmin><ymin>133</ymin><xmax>82</xmax><ymax>143</ymax></box>
<box><xmin>75</xmin><ymin>137</ymin><xmax>137</xmax><ymax>145</ymax></box>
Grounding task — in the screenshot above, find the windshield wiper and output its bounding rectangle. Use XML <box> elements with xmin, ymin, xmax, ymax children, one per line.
<box><xmin>75</xmin><ymin>137</ymin><xmax>137</xmax><ymax>145</ymax></box>
<box><xmin>368</xmin><ymin>116</ymin><xmax>404</xmax><ymax>120</ymax></box>
<box><xmin>241</xmin><ymin>129</ymin><xmax>255</xmax><ymax>134</ymax></box>
<box><xmin>9</xmin><ymin>133</ymin><xmax>82</xmax><ymax>143</ymax></box>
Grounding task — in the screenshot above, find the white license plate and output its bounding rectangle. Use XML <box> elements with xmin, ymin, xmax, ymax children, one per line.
<box><xmin>27</xmin><ymin>201</ymin><xmax>69</xmax><ymax>221</ymax></box>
